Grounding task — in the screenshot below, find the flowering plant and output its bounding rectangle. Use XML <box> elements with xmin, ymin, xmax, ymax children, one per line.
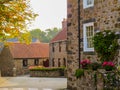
<box><xmin>93</xmin><ymin>30</ymin><xmax>119</xmax><ymax>62</ymax></box>
<box><xmin>80</xmin><ymin>59</ymin><xmax>91</xmax><ymax>69</ymax></box>
<box><xmin>102</xmin><ymin>61</ymin><xmax>115</xmax><ymax>71</ymax></box>
<box><xmin>29</xmin><ymin>65</ymin><xmax>44</xmax><ymax>70</ymax></box>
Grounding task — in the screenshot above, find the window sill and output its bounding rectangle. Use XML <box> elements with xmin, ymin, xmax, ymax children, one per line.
<box><xmin>83</xmin><ymin>51</ymin><xmax>95</xmax><ymax>55</ymax></box>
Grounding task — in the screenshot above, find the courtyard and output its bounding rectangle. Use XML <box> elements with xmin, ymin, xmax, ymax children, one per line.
<box><xmin>0</xmin><ymin>76</ymin><xmax>67</xmax><ymax>90</ymax></box>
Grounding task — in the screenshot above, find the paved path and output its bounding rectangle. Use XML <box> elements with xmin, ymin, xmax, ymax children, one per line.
<box><xmin>0</xmin><ymin>76</ymin><xmax>67</xmax><ymax>90</ymax></box>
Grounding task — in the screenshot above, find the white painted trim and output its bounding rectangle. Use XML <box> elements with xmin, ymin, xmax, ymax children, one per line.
<box><xmin>83</xmin><ymin>22</ymin><xmax>94</xmax><ymax>52</ymax></box>
<box><xmin>83</xmin><ymin>0</ymin><xmax>94</xmax><ymax>9</ymax></box>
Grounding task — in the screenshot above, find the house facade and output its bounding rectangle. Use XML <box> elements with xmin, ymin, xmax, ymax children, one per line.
<box><xmin>0</xmin><ymin>42</ymin><xmax>49</xmax><ymax>76</ymax></box>
<box><xmin>67</xmin><ymin>0</ymin><xmax>120</xmax><ymax>89</ymax></box>
<box><xmin>49</xmin><ymin>19</ymin><xmax>67</xmax><ymax>67</ymax></box>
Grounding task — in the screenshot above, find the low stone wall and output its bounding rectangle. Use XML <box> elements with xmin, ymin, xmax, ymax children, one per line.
<box><xmin>76</xmin><ymin>70</ymin><xmax>96</xmax><ymax>90</ymax></box>
<box><xmin>30</xmin><ymin>70</ymin><xmax>64</xmax><ymax>77</ymax></box>
<box><xmin>74</xmin><ymin>69</ymin><xmax>120</xmax><ymax>90</ymax></box>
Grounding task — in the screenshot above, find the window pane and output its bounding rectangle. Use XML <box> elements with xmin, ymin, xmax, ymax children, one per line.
<box><xmin>86</xmin><ymin>25</ymin><xmax>94</xmax><ymax>48</ymax></box>
<box><xmin>87</xmin><ymin>0</ymin><xmax>92</xmax><ymax>5</ymax></box>
<box><xmin>34</xmin><ymin>59</ymin><xmax>39</xmax><ymax>65</ymax></box>
<box><xmin>23</xmin><ymin>59</ymin><xmax>28</xmax><ymax>67</ymax></box>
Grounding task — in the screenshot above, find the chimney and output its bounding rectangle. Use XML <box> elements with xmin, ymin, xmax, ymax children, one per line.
<box><xmin>62</xmin><ymin>18</ymin><xmax>67</xmax><ymax>30</ymax></box>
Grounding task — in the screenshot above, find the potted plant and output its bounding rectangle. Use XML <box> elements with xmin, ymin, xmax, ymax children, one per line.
<box><xmin>102</xmin><ymin>61</ymin><xmax>115</xmax><ymax>71</ymax></box>
<box><xmin>80</xmin><ymin>59</ymin><xmax>91</xmax><ymax>69</ymax></box>
<box><xmin>75</xmin><ymin>69</ymin><xmax>84</xmax><ymax>78</ymax></box>
<box><xmin>91</xmin><ymin>62</ymin><xmax>101</xmax><ymax>70</ymax></box>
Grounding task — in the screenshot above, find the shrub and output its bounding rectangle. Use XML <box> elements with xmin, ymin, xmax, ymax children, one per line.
<box><xmin>29</xmin><ymin>66</ymin><xmax>65</xmax><ymax>71</ymax></box>
<box><xmin>80</xmin><ymin>59</ymin><xmax>91</xmax><ymax>69</ymax></box>
<box><xmin>102</xmin><ymin>61</ymin><xmax>115</xmax><ymax>71</ymax></box>
<box><xmin>91</xmin><ymin>62</ymin><xmax>101</xmax><ymax>70</ymax></box>
<box><xmin>75</xmin><ymin>69</ymin><xmax>84</xmax><ymax>78</ymax></box>
<box><xmin>93</xmin><ymin>30</ymin><xmax>119</xmax><ymax>62</ymax></box>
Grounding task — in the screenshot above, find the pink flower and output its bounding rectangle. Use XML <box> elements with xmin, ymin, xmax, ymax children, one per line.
<box><xmin>108</xmin><ymin>62</ymin><xmax>115</xmax><ymax>67</ymax></box>
<box><xmin>102</xmin><ymin>61</ymin><xmax>115</xmax><ymax>67</ymax></box>
<box><xmin>80</xmin><ymin>59</ymin><xmax>91</xmax><ymax>68</ymax></box>
<box><xmin>102</xmin><ymin>61</ymin><xmax>107</xmax><ymax>66</ymax></box>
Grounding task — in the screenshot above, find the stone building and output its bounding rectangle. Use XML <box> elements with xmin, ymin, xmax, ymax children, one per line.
<box><xmin>49</xmin><ymin>19</ymin><xmax>67</xmax><ymax>67</ymax></box>
<box><xmin>67</xmin><ymin>0</ymin><xmax>120</xmax><ymax>89</ymax></box>
<box><xmin>0</xmin><ymin>42</ymin><xmax>49</xmax><ymax>76</ymax></box>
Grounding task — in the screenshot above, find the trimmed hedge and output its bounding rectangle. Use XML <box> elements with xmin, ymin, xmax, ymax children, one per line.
<box><xmin>29</xmin><ymin>67</ymin><xmax>65</xmax><ymax>71</ymax></box>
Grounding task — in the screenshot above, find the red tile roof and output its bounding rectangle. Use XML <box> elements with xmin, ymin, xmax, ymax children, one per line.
<box><xmin>9</xmin><ymin>42</ymin><xmax>49</xmax><ymax>59</ymax></box>
<box><xmin>50</xmin><ymin>19</ymin><xmax>67</xmax><ymax>43</ymax></box>
<box><xmin>50</xmin><ymin>29</ymin><xmax>67</xmax><ymax>43</ymax></box>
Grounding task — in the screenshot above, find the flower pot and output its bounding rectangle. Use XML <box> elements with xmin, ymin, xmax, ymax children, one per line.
<box><xmin>104</xmin><ymin>66</ymin><xmax>113</xmax><ymax>71</ymax></box>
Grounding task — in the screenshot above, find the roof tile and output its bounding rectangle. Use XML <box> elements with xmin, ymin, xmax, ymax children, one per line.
<box><xmin>9</xmin><ymin>42</ymin><xmax>49</xmax><ymax>59</ymax></box>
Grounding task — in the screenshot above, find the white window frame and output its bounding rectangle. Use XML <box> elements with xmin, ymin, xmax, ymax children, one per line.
<box><xmin>83</xmin><ymin>22</ymin><xmax>94</xmax><ymax>52</ymax></box>
<box><xmin>83</xmin><ymin>0</ymin><xmax>94</xmax><ymax>9</ymax></box>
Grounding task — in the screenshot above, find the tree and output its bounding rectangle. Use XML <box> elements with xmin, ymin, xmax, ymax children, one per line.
<box><xmin>45</xmin><ymin>28</ymin><xmax>61</xmax><ymax>42</ymax></box>
<box><xmin>30</xmin><ymin>28</ymin><xmax>61</xmax><ymax>43</ymax></box>
<box><xmin>30</xmin><ymin>29</ymin><xmax>46</xmax><ymax>42</ymax></box>
<box><xmin>0</xmin><ymin>0</ymin><xmax>37</xmax><ymax>43</ymax></box>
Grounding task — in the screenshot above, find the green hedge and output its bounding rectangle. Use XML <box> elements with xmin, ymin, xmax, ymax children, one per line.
<box><xmin>29</xmin><ymin>67</ymin><xmax>65</xmax><ymax>71</ymax></box>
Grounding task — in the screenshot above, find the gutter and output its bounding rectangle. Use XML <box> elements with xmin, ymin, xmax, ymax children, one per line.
<box><xmin>78</xmin><ymin>0</ymin><xmax>81</xmax><ymax>68</ymax></box>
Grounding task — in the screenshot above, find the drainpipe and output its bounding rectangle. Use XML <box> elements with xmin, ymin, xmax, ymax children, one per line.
<box><xmin>78</xmin><ymin>0</ymin><xmax>81</xmax><ymax>68</ymax></box>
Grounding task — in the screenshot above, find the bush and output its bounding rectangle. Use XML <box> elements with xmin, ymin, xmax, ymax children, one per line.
<box><xmin>80</xmin><ymin>59</ymin><xmax>91</xmax><ymax>69</ymax></box>
<box><xmin>93</xmin><ymin>30</ymin><xmax>119</xmax><ymax>62</ymax></box>
<box><xmin>29</xmin><ymin>67</ymin><xmax>65</xmax><ymax>71</ymax></box>
<box><xmin>75</xmin><ymin>69</ymin><xmax>84</xmax><ymax>78</ymax></box>
<box><xmin>91</xmin><ymin>62</ymin><xmax>101</xmax><ymax>70</ymax></box>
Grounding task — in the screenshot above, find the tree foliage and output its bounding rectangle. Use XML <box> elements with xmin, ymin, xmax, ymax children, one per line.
<box><xmin>30</xmin><ymin>28</ymin><xmax>61</xmax><ymax>43</ymax></box>
<box><xmin>0</xmin><ymin>0</ymin><xmax>37</xmax><ymax>43</ymax></box>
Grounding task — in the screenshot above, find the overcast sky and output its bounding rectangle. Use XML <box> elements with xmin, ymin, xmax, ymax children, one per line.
<box><xmin>29</xmin><ymin>0</ymin><xmax>67</xmax><ymax>31</ymax></box>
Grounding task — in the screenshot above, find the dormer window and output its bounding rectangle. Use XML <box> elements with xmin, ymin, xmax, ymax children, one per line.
<box><xmin>83</xmin><ymin>0</ymin><xmax>94</xmax><ymax>9</ymax></box>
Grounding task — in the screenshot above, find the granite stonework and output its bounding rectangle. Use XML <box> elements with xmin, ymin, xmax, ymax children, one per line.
<box><xmin>75</xmin><ymin>70</ymin><xmax>119</xmax><ymax>90</ymax></box>
<box><xmin>0</xmin><ymin>47</ymin><xmax>14</xmax><ymax>76</ymax></box>
<box><xmin>49</xmin><ymin>19</ymin><xmax>67</xmax><ymax>67</ymax></box>
<box><xmin>67</xmin><ymin>0</ymin><xmax>120</xmax><ymax>89</ymax></box>
<box><xmin>0</xmin><ymin>47</ymin><xmax>48</xmax><ymax>76</ymax></box>
<box><xmin>30</xmin><ymin>70</ymin><xmax>65</xmax><ymax>77</ymax></box>
<box><xmin>49</xmin><ymin>41</ymin><xmax>67</xmax><ymax>67</ymax></box>
<box><xmin>14</xmin><ymin>58</ymin><xmax>46</xmax><ymax>76</ymax></box>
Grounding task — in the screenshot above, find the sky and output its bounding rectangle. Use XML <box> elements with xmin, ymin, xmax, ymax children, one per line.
<box><xmin>29</xmin><ymin>0</ymin><xmax>67</xmax><ymax>31</ymax></box>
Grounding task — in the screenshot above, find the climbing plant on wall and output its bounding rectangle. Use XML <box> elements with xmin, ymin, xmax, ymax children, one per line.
<box><xmin>93</xmin><ymin>30</ymin><xmax>119</xmax><ymax>62</ymax></box>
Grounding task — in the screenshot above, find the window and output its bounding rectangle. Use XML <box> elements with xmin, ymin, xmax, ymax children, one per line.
<box><xmin>59</xmin><ymin>43</ymin><xmax>61</xmax><ymax>52</ymax></box>
<box><xmin>23</xmin><ymin>59</ymin><xmax>28</xmax><ymax>67</ymax></box>
<box><xmin>34</xmin><ymin>59</ymin><xmax>39</xmax><ymax>65</ymax></box>
<box><xmin>52</xmin><ymin>58</ymin><xmax>54</xmax><ymax>67</ymax></box>
<box><xmin>83</xmin><ymin>0</ymin><xmax>94</xmax><ymax>9</ymax></box>
<box><xmin>83</xmin><ymin>22</ymin><xmax>94</xmax><ymax>52</ymax></box>
<box><xmin>63</xmin><ymin>58</ymin><xmax>66</xmax><ymax>67</ymax></box>
<box><xmin>58</xmin><ymin>58</ymin><xmax>61</xmax><ymax>67</ymax></box>
<box><xmin>52</xmin><ymin>44</ymin><xmax>55</xmax><ymax>52</ymax></box>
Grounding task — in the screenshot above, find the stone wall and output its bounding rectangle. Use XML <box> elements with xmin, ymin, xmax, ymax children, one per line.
<box><xmin>75</xmin><ymin>70</ymin><xmax>120</xmax><ymax>90</ymax></box>
<box><xmin>0</xmin><ymin>47</ymin><xmax>14</xmax><ymax>76</ymax></box>
<box><xmin>0</xmin><ymin>46</ymin><xmax>48</xmax><ymax>76</ymax></box>
<box><xmin>49</xmin><ymin>40</ymin><xmax>67</xmax><ymax>67</ymax></box>
<box><xmin>30</xmin><ymin>70</ymin><xmax>65</xmax><ymax>77</ymax></box>
<box><xmin>67</xmin><ymin>0</ymin><xmax>120</xmax><ymax>89</ymax></box>
<box><xmin>67</xmin><ymin>0</ymin><xmax>79</xmax><ymax>89</ymax></box>
<box><xmin>14</xmin><ymin>58</ymin><xmax>48</xmax><ymax>76</ymax></box>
